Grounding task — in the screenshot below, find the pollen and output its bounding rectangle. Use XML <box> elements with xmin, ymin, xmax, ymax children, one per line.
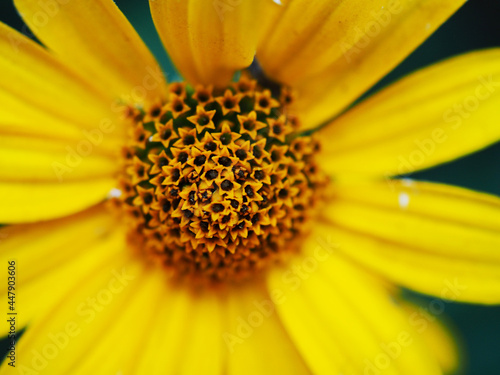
<box><xmin>114</xmin><ymin>76</ymin><xmax>328</xmax><ymax>283</ymax></box>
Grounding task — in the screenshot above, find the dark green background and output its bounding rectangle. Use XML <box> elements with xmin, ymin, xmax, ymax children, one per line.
<box><xmin>1</xmin><ymin>0</ymin><xmax>499</xmax><ymax>373</ymax></box>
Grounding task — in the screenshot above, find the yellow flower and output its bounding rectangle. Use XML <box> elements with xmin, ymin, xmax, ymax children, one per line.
<box><xmin>1</xmin><ymin>0</ymin><xmax>499</xmax><ymax>374</ymax></box>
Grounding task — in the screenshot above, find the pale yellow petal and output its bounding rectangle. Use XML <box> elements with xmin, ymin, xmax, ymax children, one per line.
<box><xmin>226</xmin><ymin>283</ymin><xmax>310</xmax><ymax>375</ymax></box>
<box><xmin>321</xmin><ymin>180</ymin><xmax>500</xmax><ymax>303</ymax></box>
<box><xmin>0</xmin><ymin>179</ymin><xmax>115</xmax><ymax>223</ymax></box>
<box><xmin>267</xmin><ymin>0</ymin><xmax>465</xmax><ymax>129</ymax></box>
<box><xmin>14</xmin><ymin>0</ymin><xmax>168</xmax><ymax>104</ymax></box>
<box><xmin>150</xmin><ymin>0</ymin><xmax>280</xmax><ymax>86</ymax></box>
<box><xmin>318</xmin><ymin>49</ymin><xmax>500</xmax><ymax>176</ymax></box>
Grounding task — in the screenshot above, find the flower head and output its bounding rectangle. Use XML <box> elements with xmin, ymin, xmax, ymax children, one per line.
<box><xmin>1</xmin><ymin>0</ymin><xmax>500</xmax><ymax>374</ymax></box>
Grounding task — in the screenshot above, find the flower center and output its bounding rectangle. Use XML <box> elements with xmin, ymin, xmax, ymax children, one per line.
<box><xmin>114</xmin><ymin>76</ymin><xmax>327</xmax><ymax>283</ymax></box>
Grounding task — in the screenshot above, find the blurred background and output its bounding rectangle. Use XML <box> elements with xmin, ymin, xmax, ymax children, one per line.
<box><xmin>1</xmin><ymin>0</ymin><xmax>499</xmax><ymax>373</ymax></box>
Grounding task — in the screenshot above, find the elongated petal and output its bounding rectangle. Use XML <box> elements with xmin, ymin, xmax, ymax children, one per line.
<box><xmin>0</xmin><ymin>206</ymin><xmax>114</xmax><ymax>283</ymax></box>
<box><xmin>259</xmin><ymin>0</ymin><xmax>464</xmax><ymax>129</ymax></box>
<box><xmin>0</xmin><ymin>206</ymin><xmax>121</xmax><ymax>336</ymax></box>
<box><xmin>225</xmin><ymin>283</ymin><xmax>310</xmax><ymax>375</ymax></box>
<box><xmin>0</xmin><ymin>134</ymin><xmax>118</xmax><ymax>182</ymax></box>
<box><xmin>319</xmin><ymin>49</ymin><xmax>500</xmax><ymax>177</ymax></box>
<box><xmin>401</xmin><ymin>303</ymin><xmax>460</xmax><ymax>374</ymax></box>
<box><xmin>134</xmin><ymin>288</ymin><xmax>193</xmax><ymax>374</ymax></box>
<box><xmin>0</xmin><ymin>179</ymin><xmax>115</xmax><ymax>223</ymax></box>
<box><xmin>14</xmin><ymin>0</ymin><xmax>168</xmax><ymax>104</ymax></box>
<box><xmin>70</xmin><ymin>268</ymin><xmax>165</xmax><ymax>375</ymax></box>
<box><xmin>136</xmin><ymin>286</ymin><xmax>226</xmax><ymax>375</ymax></box>
<box><xmin>0</xmin><ymin>250</ymin><xmax>145</xmax><ymax>375</ymax></box>
<box><xmin>267</xmin><ymin>232</ymin><xmax>442</xmax><ymax>375</ymax></box>
<box><xmin>321</xmin><ymin>180</ymin><xmax>500</xmax><ymax>303</ymax></box>
<box><xmin>150</xmin><ymin>0</ymin><xmax>279</xmax><ymax>86</ymax></box>
<box><xmin>267</xmin><ymin>268</ymin><xmax>352</xmax><ymax>374</ymax></box>
<box><xmin>177</xmin><ymin>293</ymin><xmax>224</xmax><ymax>375</ymax></box>
<box><xmin>0</xmin><ymin>22</ymin><xmax>121</xmax><ymax>136</ymax></box>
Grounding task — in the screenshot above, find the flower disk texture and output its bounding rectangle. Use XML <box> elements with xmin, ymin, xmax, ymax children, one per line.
<box><xmin>115</xmin><ymin>79</ymin><xmax>327</xmax><ymax>282</ymax></box>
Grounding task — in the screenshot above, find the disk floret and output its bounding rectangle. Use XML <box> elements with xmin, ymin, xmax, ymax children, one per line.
<box><xmin>116</xmin><ymin>77</ymin><xmax>327</xmax><ymax>281</ymax></box>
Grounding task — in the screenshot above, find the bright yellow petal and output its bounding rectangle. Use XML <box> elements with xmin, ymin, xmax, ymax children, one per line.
<box><xmin>71</xmin><ymin>268</ymin><xmax>164</xmax><ymax>375</ymax></box>
<box><xmin>267</xmin><ymin>271</ymin><xmax>356</xmax><ymax>374</ymax></box>
<box><xmin>0</xmin><ymin>179</ymin><xmax>115</xmax><ymax>223</ymax></box>
<box><xmin>259</xmin><ymin>0</ymin><xmax>464</xmax><ymax>129</ymax></box>
<box><xmin>321</xmin><ymin>179</ymin><xmax>500</xmax><ymax>304</ymax></box>
<box><xmin>0</xmin><ymin>22</ymin><xmax>122</xmax><ymax>138</ymax></box>
<box><xmin>0</xmin><ymin>251</ymin><xmax>144</xmax><ymax>375</ymax></box>
<box><xmin>0</xmin><ymin>90</ymin><xmax>90</xmax><ymax>142</ymax></box>
<box><xmin>150</xmin><ymin>0</ymin><xmax>279</xmax><ymax>86</ymax></box>
<box><xmin>14</xmin><ymin>0</ymin><xmax>168</xmax><ymax>104</ymax></box>
<box><xmin>0</xmin><ymin>206</ymin><xmax>114</xmax><ymax>284</ymax></box>
<box><xmin>318</xmin><ymin>49</ymin><xmax>500</xmax><ymax>177</ymax></box>
<box><xmin>401</xmin><ymin>302</ymin><xmax>460</xmax><ymax>374</ymax></box>
<box><xmin>226</xmin><ymin>283</ymin><xmax>310</xmax><ymax>375</ymax></box>
<box><xmin>0</xmin><ymin>207</ymin><xmax>122</xmax><ymax>336</ymax></box>
<box><xmin>268</xmin><ymin>234</ymin><xmax>442</xmax><ymax>375</ymax></box>
<box><xmin>134</xmin><ymin>287</ymin><xmax>192</xmax><ymax>374</ymax></box>
<box><xmin>135</xmin><ymin>287</ymin><xmax>225</xmax><ymax>375</ymax></box>
<box><xmin>0</xmin><ymin>134</ymin><xmax>118</xmax><ymax>182</ymax></box>
<box><xmin>177</xmin><ymin>292</ymin><xmax>224</xmax><ymax>375</ymax></box>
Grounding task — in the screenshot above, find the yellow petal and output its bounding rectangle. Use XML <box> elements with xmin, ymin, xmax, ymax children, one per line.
<box><xmin>14</xmin><ymin>0</ymin><xmax>168</xmax><ymax>104</ymax></box>
<box><xmin>71</xmin><ymin>268</ymin><xmax>165</xmax><ymax>375</ymax></box>
<box><xmin>0</xmin><ymin>22</ymin><xmax>122</xmax><ymax>138</ymax></box>
<box><xmin>321</xmin><ymin>179</ymin><xmax>500</xmax><ymax>304</ymax></box>
<box><xmin>0</xmin><ymin>90</ymin><xmax>86</xmax><ymax>141</ymax></box>
<box><xmin>135</xmin><ymin>287</ymin><xmax>225</xmax><ymax>375</ymax></box>
<box><xmin>260</xmin><ymin>0</ymin><xmax>465</xmax><ymax>129</ymax></box>
<box><xmin>267</xmin><ymin>272</ymin><xmax>355</xmax><ymax>374</ymax></box>
<box><xmin>0</xmin><ymin>205</ymin><xmax>114</xmax><ymax>283</ymax></box>
<box><xmin>0</xmin><ymin>134</ymin><xmax>118</xmax><ymax>182</ymax></box>
<box><xmin>318</xmin><ymin>49</ymin><xmax>500</xmax><ymax>177</ymax></box>
<box><xmin>0</xmin><ymin>179</ymin><xmax>115</xmax><ymax>223</ymax></box>
<box><xmin>0</xmin><ymin>251</ymin><xmax>145</xmax><ymax>375</ymax></box>
<box><xmin>225</xmin><ymin>283</ymin><xmax>310</xmax><ymax>375</ymax></box>
<box><xmin>268</xmin><ymin>235</ymin><xmax>442</xmax><ymax>375</ymax></box>
<box><xmin>0</xmin><ymin>207</ymin><xmax>123</xmax><ymax>336</ymax></box>
<box><xmin>177</xmin><ymin>292</ymin><xmax>224</xmax><ymax>375</ymax></box>
<box><xmin>401</xmin><ymin>302</ymin><xmax>460</xmax><ymax>374</ymax></box>
<box><xmin>150</xmin><ymin>0</ymin><xmax>279</xmax><ymax>86</ymax></box>
<box><xmin>134</xmin><ymin>288</ymin><xmax>192</xmax><ymax>374</ymax></box>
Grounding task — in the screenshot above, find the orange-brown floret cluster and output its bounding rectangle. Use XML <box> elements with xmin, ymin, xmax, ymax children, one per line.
<box><xmin>115</xmin><ymin>77</ymin><xmax>327</xmax><ymax>282</ymax></box>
